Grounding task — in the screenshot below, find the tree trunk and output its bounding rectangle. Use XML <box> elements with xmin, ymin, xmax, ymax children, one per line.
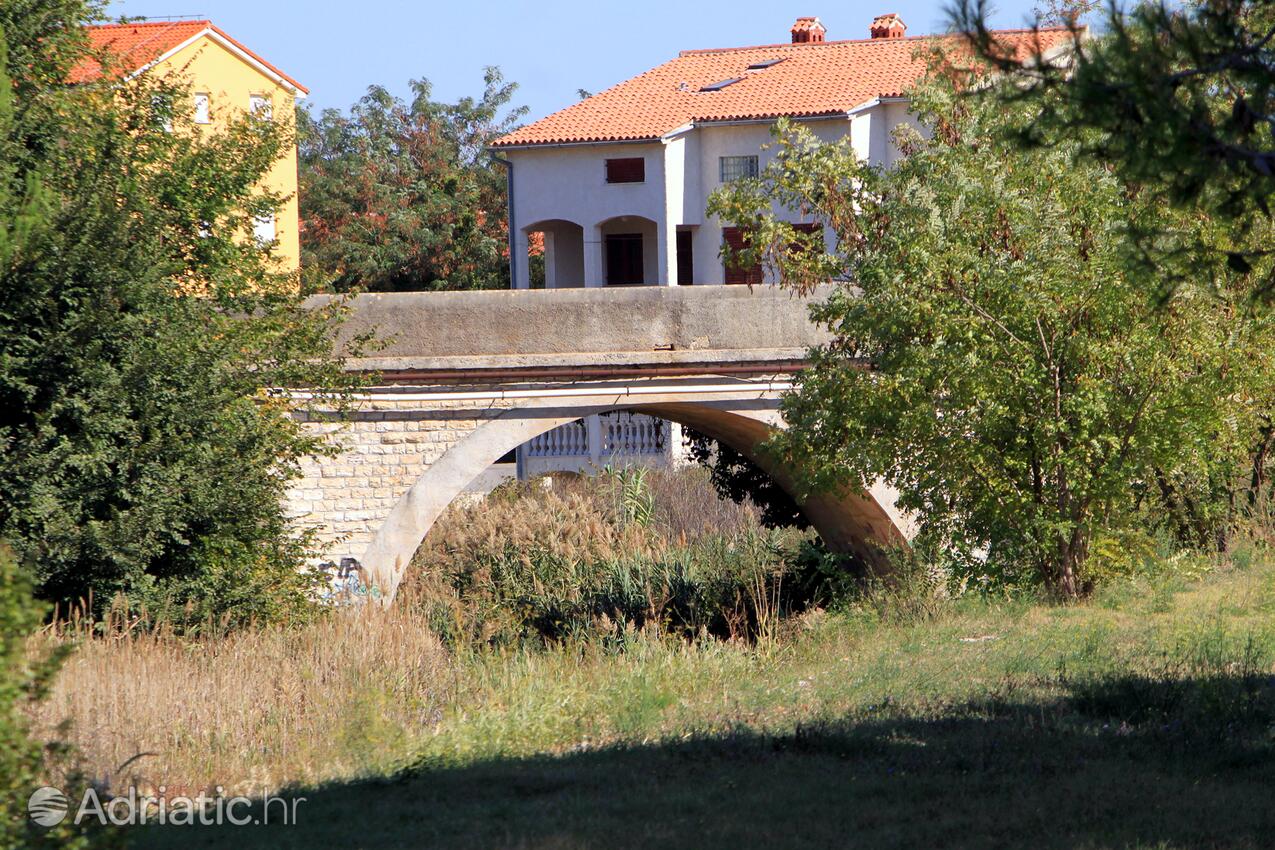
<box><xmin>1049</xmin><ymin>527</ymin><xmax>1088</xmax><ymax>600</ymax></box>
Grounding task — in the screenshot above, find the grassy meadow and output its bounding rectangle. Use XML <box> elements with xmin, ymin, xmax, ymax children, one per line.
<box><xmin>36</xmin><ymin>471</ymin><xmax>1275</xmax><ymax>849</ymax></box>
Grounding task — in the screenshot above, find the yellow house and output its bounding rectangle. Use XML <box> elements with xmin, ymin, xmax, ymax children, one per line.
<box><xmin>72</xmin><ymin>19</ymin><xmax>308</xmax><ymax>272</ymax></box>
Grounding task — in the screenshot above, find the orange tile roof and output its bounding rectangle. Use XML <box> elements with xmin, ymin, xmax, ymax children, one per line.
<box><xmin>70</xmin><ymin>20</ymin><xmax>308</xmax><ymax>95</ymax></box>
<box><xmin>494</xmin><ymin>27</ymin><xmax>1072</xmax><ymax>148</ymax></box>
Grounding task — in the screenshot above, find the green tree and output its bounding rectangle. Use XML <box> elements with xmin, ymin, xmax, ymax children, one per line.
<box><xmin>954</xmin><ymin>0</ymin><xmax>1275</xmax><ymax>539</ymax></box>
<box><xmin>953</xmin><ymin>0</ymin><xmax>1275</xmax><ymax>292</ymax></box>
<box><xmin>0</xmin><ymin>20</ymin><xmax>114</xmax><ymax>848</ymax></box>
<box><xmin>0</xmin><ymin>1</ymin><xmax>359</xmax><ymax>624</ymax></box>
<box><xmin>708</xmin><ymin>62</ymin><xmax>1272</xmax><ymax>597</ymax></box>
<box><xmin>298</xmin><ymin>70</ymin><xmax>526</xmax><ymax>292</ymax></box>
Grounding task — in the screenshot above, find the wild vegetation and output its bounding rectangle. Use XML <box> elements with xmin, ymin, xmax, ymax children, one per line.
<box><xmin>402</xmin><ymin>469</ymin><xmax>839</xmax><ymax>647</ymax></box>
<box><xmin>1</xmin><ymin>544</ymin><xmax>114</xmax><ymax>850</ymax></box>
<box><xmin>31</xmin><ymin>488</ymin><xmax>1275</xmax><ymax>848</ymax></box>
<box><xmin>708</xmin><ymin>32</ymin><xmax>1275</xmax><ymax>600</ymax></box>
<box><xmin>8</xmin><ymin>1</ymin><xmax>1275</xmax><ymax>847</ymax></box>
<box><xmin>957</xmin><ymin>0</ymin><xmax>1275</xmax><ymax>297</ymax></box>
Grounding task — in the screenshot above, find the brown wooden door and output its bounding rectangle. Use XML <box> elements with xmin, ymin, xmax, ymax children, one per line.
<box><xmin>721</xmin><ymin>227</ymin><xmax>762</xmax><ymax>285</ymax></box>
<box><xmin>676</xmin><ymin>230</ymin><xmax>694</xmax><ymax>285</ymax></box>
<box><xmin>605</xmin><ymin>233</ymin><xmax>644</xmax><ymax>285</ymax></box>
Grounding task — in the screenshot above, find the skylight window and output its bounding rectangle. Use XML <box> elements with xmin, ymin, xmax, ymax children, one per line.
<box><xmin>699</xmin><ymin>78</ymin><xmax>741</xmax><ymax>92</ymax></box>
<box><xmin>746</xmin><ymin>58</ymin><xmax>787</xmax><ymax>71</ymax></box>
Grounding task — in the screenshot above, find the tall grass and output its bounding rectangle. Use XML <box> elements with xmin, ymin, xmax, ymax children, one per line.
<box><xmin>403</xmin><ymin>468</ymin><xmax>826</xmax><ymax>646</ymax></box>
<box><xmin>34</xmin><ymin>604</ymin><xmax>451</xmax><ymax>795</ymax></box>
<box><xmin>34</xmin><ymin>467</ymin><xmax>1275</xmax><ymax>842</ymax></box>
<box><xmin>37</xmin><ymin>538</ymin><xmax>1275</xmax><ymax>805</ymax></box>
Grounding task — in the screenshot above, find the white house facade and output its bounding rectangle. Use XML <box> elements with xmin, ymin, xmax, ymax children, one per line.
<box><xmin>493</xmin><ymin>14</ymin><xmax>1071</xmax><ymax>291</ymax></box>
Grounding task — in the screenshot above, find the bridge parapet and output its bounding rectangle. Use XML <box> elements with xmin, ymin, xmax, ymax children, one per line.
<box><xmin>310</xmin><ymin>284</ymin><xmax>834</xmax><ymax>376</ymax></box>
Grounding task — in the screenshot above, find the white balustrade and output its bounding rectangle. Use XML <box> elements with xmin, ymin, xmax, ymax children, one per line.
<box><xmin>526</xmin><ymin>419</ymin><xmax>589</xmax><ymax>457</ymax></box>
<box><xmin>527</xmin><ymin>413</ymin><xmax>667</xmax><ymax>460</ymax></box>
<box><xmin>601</xmin><ymin>412</ymin><xmax>666</xmax><ymax>456</ymax></box>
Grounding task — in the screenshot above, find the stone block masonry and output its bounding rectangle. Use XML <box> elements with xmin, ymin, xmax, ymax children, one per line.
<box><xmin>286</xmin><ymin>393</ymin><xmax>515</xmax><ymax>565</ymax></box>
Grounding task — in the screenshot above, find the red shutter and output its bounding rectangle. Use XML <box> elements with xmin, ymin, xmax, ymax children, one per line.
<box><xmin>721</xmin><ymin>227</ymin><xmax>763</xmax><ymax>286</ymax></box>
<box><xmin>605</xmin><ymin>158</ymin><xmax>645</xmax><ymax>184</ymax></box>
<box><xmin>788</xmin><ymin>222</ymin><xmax>822</xmax><ymax>255</ymax></box>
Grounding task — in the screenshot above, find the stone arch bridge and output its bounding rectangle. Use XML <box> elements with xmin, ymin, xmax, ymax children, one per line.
<box><xmin>291</xmin><ymin>285</ymin><xmax>913</xmax><ymax>602</ymax></box>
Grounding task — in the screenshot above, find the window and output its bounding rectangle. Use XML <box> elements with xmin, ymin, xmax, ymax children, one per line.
<box><xmin>253</xmin><ymin>213</ymin><xmax>276</xmax><ymax>245</ymax></box>
<box><xmin>193</xmin><ymin>92</ymin><xmax>211</xmax><ymax>124</ymax></box>
<box><xmin>676</xmin><ymin>230</ymin><xmax>694</xmax><ymax>285</ymax></box>
<box><xmin>720</xmin><ymin>155</ymin><xmax>759</xmax><ymax>183</ymax></box>
<box><xmin>151</xmin><ymin>93</ymin><xmax>173</xmax><ymax>132</ymax></box>
<box><xmin>605</xmin><ymin>157</ymin><xmax>644</xmax><ymax>184</ymax></box>
<box><xmin>249</xmin><ymin>94</ymin><xmax>272</xmax><ymax>121</ymax></box>
<box><xmin>605</xmin><ymin>233</ymin><xmax>644</xmax><ymax>284</ymax></box>
<box><xmin>746</xmin><ymin>58</ymin><xmax>787</xmax><ymax>71</ymax></box>
<box><xmin>700</xmin><ymin>78</ymin><xmax>742</xmax><ymax>92</ymax></box>
<box><xmin>721</xmin><ymin>227</ymin><xmax>762</xmax><ymax>286</ymax></box>
<box><xmin>788</xmin><ymin>222</ymin><xmax>823</xmax><ymax>254</ymax></box>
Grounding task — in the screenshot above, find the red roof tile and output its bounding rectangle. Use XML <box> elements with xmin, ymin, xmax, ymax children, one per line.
<box><xmin>494</xmin><ymin>27</ymin><xmax>1073</xmax><ymax>147</ymax></box>
<box><xmin>70</xmin><ymin>20</ymin><xmax>308</xmax><ymax>95</ymax></box>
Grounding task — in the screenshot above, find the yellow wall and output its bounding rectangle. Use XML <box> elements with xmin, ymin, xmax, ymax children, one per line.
<box><xmin>148</xmin><ymin>34</ymin><xmax>302</xmax><ymax>273</ymax></box>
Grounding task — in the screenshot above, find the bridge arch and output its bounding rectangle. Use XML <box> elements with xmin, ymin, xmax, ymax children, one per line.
<box><xmin>355</xmin><ymin>394</ymin><xmax>908</xmax><ymax>602</ymax></box>
<box><xmin>298</xmin><ymin>284</ymin><xmax>917</xmax><ymax>603</ymax></box>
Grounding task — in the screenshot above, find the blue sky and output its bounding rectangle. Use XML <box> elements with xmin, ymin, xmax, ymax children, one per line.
<box><xmin>104</xmin><ymin>1</ymin><xmax>1046</xmax><ymax>123</ymax></box>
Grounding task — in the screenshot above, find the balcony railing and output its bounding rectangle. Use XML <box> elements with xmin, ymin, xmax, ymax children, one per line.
<box><xmin>526</xmin><ymin>418</ymin><xmax>589</xmax><ymax>457</ymax></box>
<box><xmin>525</xmin><ymin>412</ymin><xmax>667</xmax><ymax>459</ymax></box>
<box><xmin>601</xmin><ymin>412</ymin><xmax>666</xmax><ymax>456</ymax></box>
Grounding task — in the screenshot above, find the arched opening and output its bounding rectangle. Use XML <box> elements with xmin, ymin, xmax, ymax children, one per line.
<box><xmin>523</xmin><ymin>219</ymin><xmax>585</xmax><ymax>289</ymax></box>
<box><xmin>356</xmin><ymin>399</ymin><xmax>905</xmax><ymax>601</ymax></box>
<box><xmin>597</xmin><ymin>215</ymin><xmax>659</xmax><ymax>286</ymax></box>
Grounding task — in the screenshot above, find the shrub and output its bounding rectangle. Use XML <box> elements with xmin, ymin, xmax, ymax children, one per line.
<box><xmin>403</xmin><ymin>470</ymin><xmax>839</xmax><ymax>647</ymax></box>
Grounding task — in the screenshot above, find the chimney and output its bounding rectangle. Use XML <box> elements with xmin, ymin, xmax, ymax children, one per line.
<box><xmin>869</xmin><ymin>13</ymin><xmax>907</xmax><ymax>39</ymax></box>
<box><xmin>791</xmin><ymin>16</ymin><xmax>826</xmax><ymax>44</ymax></box>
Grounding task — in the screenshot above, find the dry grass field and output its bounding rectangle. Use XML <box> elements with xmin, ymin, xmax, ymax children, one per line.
<box><xmin>34</xmin><ymin>536</ymin><xmax>1275</xmax><ymax>849</ymax></box>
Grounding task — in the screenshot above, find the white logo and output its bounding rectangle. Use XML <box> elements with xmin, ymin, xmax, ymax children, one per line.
<box><xmin>28</xmin><ymin>786</ymin><xmax>69</xmax><ymax>827</ymax></box>
<box><xmin>27</xmin><ymin>783</ymin><xmax>303</xmax><ymax>828</ymax></box>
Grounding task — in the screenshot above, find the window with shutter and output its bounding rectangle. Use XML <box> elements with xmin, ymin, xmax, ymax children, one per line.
<box><xmin>151</xmin><ymin>93</ymin><xmax>173</xmax><ymax>132</ymax></box>
<box><xmin>254</xmin><ymin>213</ymin><xmax>276</xmax><ymax>245</ymax></box>
<box><xmin>676</xmin><ymin>230</ymin><xmax>694</xmax><ymax>285</ymax></box>
<box><xmin>605</xmin><ymin>158</ymin><xmax>645</xmax><ymax>184</ymax></box>
<box><xmin>249</xmin><ymin>94</ymin><xmax>272</xmax><ymax>120</ymax></box>
<box><xmin>193</xmin><ymin>93</ymin><xmax>211</xmax><ymax>124</ymax></box>
<box><xmin>789</xmin><ymin>222</ymin><xmax>823</xmax><ymax>255</ymax></box>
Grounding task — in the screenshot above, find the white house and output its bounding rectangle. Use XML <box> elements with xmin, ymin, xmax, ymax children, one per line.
<box><xmin>487</xmin><ymin>14</ymin><xmax>1074</xmax><ymax>479</ymax></box>
<box><xmin>493</xmin><ymin>14</ymin><xmax>1071</xmax><ymax>290</ymax></box>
